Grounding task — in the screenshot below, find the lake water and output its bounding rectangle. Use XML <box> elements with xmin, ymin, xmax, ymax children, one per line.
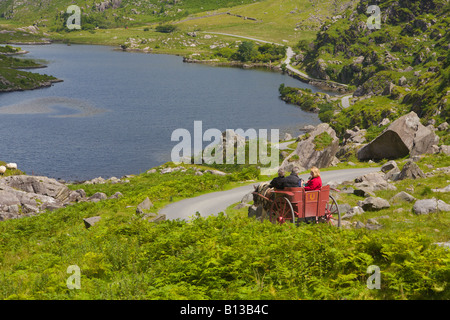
<box><xmin>0</xmin><ymin>44</ymin><xmax>332</xmax><ymax>181</ymax></box>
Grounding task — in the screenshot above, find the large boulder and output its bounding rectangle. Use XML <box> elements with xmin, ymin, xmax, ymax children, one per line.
<box><xmin>281</xmin><ymin>123</ymin><xmax>340</xmax><ymax>171</ymax></box>
<box><xmin>357</xmin><ymin>112</ymin><xmax>439</xmax><ymax>160</ymax></box>
<box><xmin>0</xmin><ymin>175</ymin><xmax>71</xmax><ymax>203</ymax></box>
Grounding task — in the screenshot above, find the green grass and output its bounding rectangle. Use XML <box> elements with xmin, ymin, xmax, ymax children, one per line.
<box><xmin>0</xmin><ymin>155</ymin><xmax>449</xmax><ymax>300</ymax></box>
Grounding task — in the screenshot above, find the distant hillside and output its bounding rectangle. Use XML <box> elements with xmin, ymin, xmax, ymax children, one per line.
<box><xmin>0</xmin><ymin>0</ymin><xmax>266</xmax><ymax>29</ymax></box>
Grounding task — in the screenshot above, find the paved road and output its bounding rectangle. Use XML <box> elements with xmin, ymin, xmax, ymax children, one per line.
<box><xmin>159</xmin><ymin>167</ymin><xmax>380</xmax><ymax>221</ymax></box>
<box><xmin>340</xmin><ymin>94</ymin><xmax>352</xmax><ymax>108</ymax></box>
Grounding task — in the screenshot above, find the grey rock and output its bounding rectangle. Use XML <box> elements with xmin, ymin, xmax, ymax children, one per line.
<box><xmin>148</xmin><ymin>214</ymin><xmax>166</xmax><ymax>223</ymax></box>
<box><xmin>22</xmin><ymin>203</ymin><xmax>39</xmax><ymax>214</ymax></box>
<box><xmin>359</xmin><ymin>197</ymin><xmax>390</xmax><ymax>211</ymax></box>
<box><xmin>88</xmin><ymin>192</ymin><xmax>108</xmax><ymax>202</ymax></box>
<box><xmin>354</xmin><ymin>221</ymin><xmax>365</xmax><ymax>229</ymax></box>
<box><xmin>108</xmin><ymin>192</ymin><xmax>123</xmax><ymax>199</ymax></box>
<box><xmin>381</xmin><ymin>160</ymin><xmax>398</xmax><ymax>173</ymax></box>
<box><xmin>357</xmin><ymin>112</ymin><xmax>439</xmax><ymax>160</ymax></box>
<box><xmin>435</xmin><ymin>241</ymin><xmax>450</xmax><ymax>249</ymax></box>
<box><xmin>413</xmin><ymin>198</ymin><xmax>450</xmax><ymax>215</ymax></box>
<box><xmin>0</xmin><ymin>175</ymin><xmax>71</xmax><ymax>203</ymax></box>
<box><xmin>384</xmin><ymin>167</ymin><xmax>400</xmax><ymax>181</ymax></box>
<box><xmin>396</xmin><ymin>160</ymin><xmax>425</xmax><ymax>180</ymax></box>
<box><xmin>437</xmin><ymin>122</ymin><xmax>449</xmax><ymax>131</ymax></box>
<box><xmin>353</xmin><ymin>187</ymin><xmax>376</xmax><ymax>197</ymax></box>
<box><xmin>390</xmin><ymin>191</ymin><xmax>416</xmax><ymax>203</ymax></box>
<box><xmin>83</xmin><ymin>216</ymin><xmax>101</xmax><ymax>229</ymax></box>
<box><xmin>433</xmin><ymin>185</ymin><xmax>450</xmax><ymax>193</ymax></box>
<box><xmin>241</xmin><ymin>192</ymin><xmax>253</xmax><ymax>204</ymax></box>
<box><xmin>338</xmin><ymin>203</ymin><xmax>351</xmax><ymax>214</ymax></box>
<box><xmin>136</xmin><ymin>197</ymin><xmax>153</xmax><ymax>214</ymax></box>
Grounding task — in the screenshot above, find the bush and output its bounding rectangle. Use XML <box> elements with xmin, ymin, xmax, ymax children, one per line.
<box><xmin>155</xmin><ymin>24</ymin><xmax>177</xmax><ymax>33</ymax></box>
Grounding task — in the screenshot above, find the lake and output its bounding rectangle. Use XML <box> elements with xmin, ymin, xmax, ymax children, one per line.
<box><xmin>0</xmin><ymin>44</ymin><xmax>332</xmax><ymax>181</ymax></box>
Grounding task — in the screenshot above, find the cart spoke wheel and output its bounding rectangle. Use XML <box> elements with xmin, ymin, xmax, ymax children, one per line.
<box><xmin>269</xmin><ymin>197</ymin><xmax>295</xmax><ymax>225</ymax></box>
<box><xmin>325</xmin><ymin>195</ymin><xmax>341</xmax><ymax>228</ymax></box>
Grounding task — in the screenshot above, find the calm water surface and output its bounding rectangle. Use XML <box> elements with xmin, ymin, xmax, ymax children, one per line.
<box><xmin>0</xmin><ymin>44</ymin><xmax>331</xmax><ymax>181</ymax></box>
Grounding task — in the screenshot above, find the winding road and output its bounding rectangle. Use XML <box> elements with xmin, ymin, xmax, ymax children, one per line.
<box><xmin>159</xmin><ymin>167</ymin><xmax>380</xmax><ymax>221</ymax></box>
<box><xmin>204</xmin><ymin>32</ymin><xmax>351</xmax><ymax>107</ymax></box>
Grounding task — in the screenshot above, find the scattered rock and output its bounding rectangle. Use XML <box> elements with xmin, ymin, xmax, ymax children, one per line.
<box><xmin>136</xmin><ymin>197</ymin><xmax>153</xmax><ymax>214</ymax></box>
<box><xmin>381</xmin><ymin>160</ymin><xmax>398</xmax><ymax>173</ymax></box>
<box><xmin>396</xmin><ymin>160</ymin><xmax>425</xmax><ymax>180</ymax></box>
<box><xmin>147</xmin><ymin>213</ymin><xmax>166</xmax><ymax>223</ymax></box>
<box><xmin>435</xmin><ymin>242</ymin><xmax>450</xmax><ymax>249</ymax></box>
<box><xmin>354</xmin><ymin>221</ymin><xmax>366</xmax><ymax>229</ymax></box>
<box><xmin>390</xmin><ymin>191</ymin><xmax>416</xmax><ymax>203</ymax></box>
<box><xmin>283</xmin><ymin>133</ymin><xmax>293</xmax><ymax>141</ymax></box>
<box><xmin>88</xmin><ymin>192</ymin><xmax>108</xmax><ymax>203</ymax></box>
<box><xmin>358</xmin><ymin>197</ymin><xmax>390</xmax><ymax>211</ymax></box>
<box><xmin>433</xmin><ymin>185</ymin><xmax>450</xmax><ymax>193</ymax></box>
<box><xmin>413</xmin><ymin>198</ymin><xmax>450</xmax><ymax>215</ymax></box>
<box><xmin>108</xmin><ymin>192</ymin><xmax>123</xmax><ymax>199</ymax></box>
<box><xmin>83</xmin><ymin>216</ymin><xmax>101</xmax><ymax>229</ymax></box>
<box><xmin>437</xmin><ymin>122</ymin><xmax>449</xmax><ymax>131</ymax></box>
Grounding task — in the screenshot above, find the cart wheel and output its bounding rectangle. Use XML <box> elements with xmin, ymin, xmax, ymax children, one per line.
<box><xmin>325</xmin><ymin>195</ymin><xmax>341</xmax><ymax>227</ymax></box>
<box><xmin>269</xmin><ymin>197</ymin><xmax>295</xmax><ymax>225</ymax></box>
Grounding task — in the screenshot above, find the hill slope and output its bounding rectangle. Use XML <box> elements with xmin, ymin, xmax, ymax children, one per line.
<box><xmin>277</xmin><ymin>0</ymin><xmax>449</xmax><ymax>144</ymax></box>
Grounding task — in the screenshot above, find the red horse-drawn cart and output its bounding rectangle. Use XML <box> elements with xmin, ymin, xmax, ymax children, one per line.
<box><xmin>252</xmin><ymin>185</ymin><xmax>341</xmax><ymax>227</ymax></box>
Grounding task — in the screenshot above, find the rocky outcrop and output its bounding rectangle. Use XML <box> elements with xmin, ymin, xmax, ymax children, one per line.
<box><xmin>281</xmin><ymin>123</ymin><xmax>339</xmax><ymax>171</ymax></box>
<box><xmin>95</xmin><ymin>0</ymin><xmax>122</xmax><ymax>12</ymax></box>
<box><xmin>0</xmin><ymin>174</ymin><xmax>118</xmax><ymax>222</ymax></box>
<box><xmin>0</xmin><ymin>176</ymin><xmax>72</xmax><ymax>221</ymax></box>
<box><xmin>357</xmin><ymin>111</ymin><xmax>439</xmax><ymax>160</ymax></box>
<box><xmin>0</xmin><ymin>175</ymin><xmax>71</xmax><ymax>202</ymax></box>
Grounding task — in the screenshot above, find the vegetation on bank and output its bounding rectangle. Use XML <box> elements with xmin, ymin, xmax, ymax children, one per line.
<box><xmin>0</xmin><ymin>49</ymin><xmax>59</xmax><ymax>92</ymax></box>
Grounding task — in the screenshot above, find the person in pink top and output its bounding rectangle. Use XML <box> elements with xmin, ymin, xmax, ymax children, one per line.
<box><xmin>303</xmin><ymin>166</ymin><xmax>322</xmax><ymax>191</ymax></box>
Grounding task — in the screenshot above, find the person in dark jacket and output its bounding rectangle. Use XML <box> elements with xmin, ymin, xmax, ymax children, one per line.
<box><xmin>269</xmin><ymin>168</ymin><xmax>285</xmax><ymax>189</ymax></box>
<box><xmin>283</xmin><ymin>167</ymin><xmax>302</xmax><ymax>188</ymax></box>
<box><xmin>304</xmin><ymin>166</ymin><xmax>322</xmax><ymax>191</ymax></box>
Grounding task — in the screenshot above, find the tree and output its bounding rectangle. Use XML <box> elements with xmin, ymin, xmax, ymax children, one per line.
<box><xmin>236</xmin><ymin>41</ymin><xmax>258</xmax><ymax>62</ymax></box>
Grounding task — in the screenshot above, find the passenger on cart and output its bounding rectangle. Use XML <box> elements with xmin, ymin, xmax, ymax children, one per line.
<box><xmin>303</xmin><ymin>166</ymin><xmax>322</xmax><ymax>191</ymax></box>
<box><xmin>269</xmin><ymin>168</ymin><xmax>285</xmax><ymax>190</ymax></box>
<box><xmin>283</xmin><ymin>167</ymin><xmax>302</xmax><ymax>188</ymax></box>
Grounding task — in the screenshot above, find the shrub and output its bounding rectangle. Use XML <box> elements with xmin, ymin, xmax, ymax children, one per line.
<box><xmin>155</xmin><ymin>24</ymin><xmax>177</xmax><ymax>33</ymax></box>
